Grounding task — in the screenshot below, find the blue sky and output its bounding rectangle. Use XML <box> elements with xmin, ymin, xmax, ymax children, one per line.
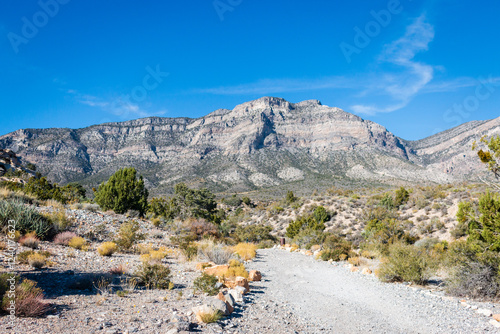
<box><xmin>1</xmin><ymin>0</ymin><xmax>499</xmax><ymax>140</ymax></box>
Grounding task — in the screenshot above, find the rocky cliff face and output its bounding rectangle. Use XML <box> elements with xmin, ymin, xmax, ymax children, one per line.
<box><xmin>0</xmin><ymin>97</ymin><xmax>498</xmax><ymax>194</ymax></box>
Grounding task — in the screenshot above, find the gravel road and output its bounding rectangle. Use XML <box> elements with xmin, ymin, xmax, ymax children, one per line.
<box><xmin>245</xmin><ymin>248</ymin><xmax>499</xmax><ymax>334</ymax></box>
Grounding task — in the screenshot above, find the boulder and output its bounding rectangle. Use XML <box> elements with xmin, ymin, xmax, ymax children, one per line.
<box><xmin>248</xmin><ymin>270</ymin><xmax>262</xmax><ymax>282</ymax></box>
<box><xmin>196</xmin><ymin>262</ymin><xmax>215</xmax><ymax>271</ymax></box>
<box><xmin>207</xmin><ymin>298</ymin><xmax>230</xmax><ymax>316</ymax></box>
<box><xmin>204</xmin><ymin>265</ymin><xmax>229</xmax><ymax>277</ymax></box>
<box><xmin>235</xmin><ymin>276</ymin><xmax>250</xmax><ymax>293</ymax></box>
<box><xmin>216</xmin><ymin>292</ymin><xmax>234</xmax><ymax>314</ymax></box>
<box><xmin>492</xmin><ymin>314</ymin><xmax>500</xmax><ymax>322</ymax></box>
<box><xmin>310</xmin><ymin>244</ymin><xmax>321</xmax><ymax>252</ymax></box>
<box><xmin>305</xmin><ymin>250</ymin><xmax>313</xmax><ymax>256</ymax></box>
<box><xmin>228</xmin><ymin>288</ymin><xmax>243</xmax><ymax>303</ymax></box>
<box><xmin>224</xmin><ymin>276</ymin><xmax>249</xmax><ymax>293</ymax></box>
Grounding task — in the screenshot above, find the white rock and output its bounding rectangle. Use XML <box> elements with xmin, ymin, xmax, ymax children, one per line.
<box><xmin>490</xmin><ymin>319</ymin><xmax>500</xmax><ymax>328</ymax></box>
<box><xmin>477</xmin><ymin>308</ymin><xmax>493</xmax><ymax>317</ymax></box>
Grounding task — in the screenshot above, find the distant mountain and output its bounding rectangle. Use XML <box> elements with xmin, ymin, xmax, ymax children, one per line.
<box><xmin>1</xmin><ymin>97</ymin><xmax>498</xmax><ymax>194</ymax></box>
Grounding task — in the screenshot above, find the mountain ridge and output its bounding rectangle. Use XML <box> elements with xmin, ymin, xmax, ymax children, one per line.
<box><xmin>1</xmin><ymin>96</ymin><xmax>498</xmax><ymax>195</ymax></box>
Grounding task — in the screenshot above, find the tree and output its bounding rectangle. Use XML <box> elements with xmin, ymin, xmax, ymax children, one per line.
<box><xmin>172</xmin><ymin>183</ymin><xmax>217</xmax><ymax>221</ymax></box>
<box><xmin>473</xmin><ymin>135</ymin><xmax>500</xmax><ymax>189</ymax></box>
<box><xmin>94</xmin><ymin>168</ymin><xmax>148</xmax><ymax>215</ymax></box>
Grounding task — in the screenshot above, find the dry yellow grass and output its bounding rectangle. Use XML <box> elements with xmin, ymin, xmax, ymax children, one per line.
<box><xmin>68</xmin><ymin>236</ymin><xmax>88</xmax><ymax>250</ymax></box>
<box><xmin>27</xmin><ymin>253</ymin><xmax>46</xmax><ymax>269</ymax></box>
<box><xmin>140</xmin><ymin>246</ymin><xmax>175</xmax><ymax>263</ymax></box>
<box><xmin>97</xmin><ymin>242</ymin><xmax>118</xmax><ymax>256</ymax></box>
<box><xmin>195</xmin><ymin>306</ymin><xmax>222</xmax><ymax>323</ymax></box>
<box><xmin>233</xmin><ymin>242</ymin><xmax>257</xmax><ymax>261</ymax></box>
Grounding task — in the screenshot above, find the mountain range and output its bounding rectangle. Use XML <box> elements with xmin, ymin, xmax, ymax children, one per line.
<box><xmin>1</xmin><ymin>97</ymin><xmax>498</xmax><ymax>195</ymax></box>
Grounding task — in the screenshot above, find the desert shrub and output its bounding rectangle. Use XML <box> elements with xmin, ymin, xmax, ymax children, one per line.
<box><xmin>292</xmin><ymin>228</ymin><xmax>325</xmax><ymax>249</ymax></box>
<box><xmin>109</xmin><ymin>264</ymin><xmax>127</xmax><ymax>275</ymax></box>
<box><xmin>320</xmin><ymin>235</ymin><xmax>352</xmax><ymax>261</ymax></box>
<box><xmin>379</xmin><ymin>243</ymin><xmax>435</xmax><ymax>284</ymax></box>
<box><xmin>380</xmin><ymin>193</ymin><xmax>394</xmax><ymax>210</ymax></box>
<box><xmin>134</xmin><ymin>262</ymin><xmax>171</xmax><ymax>289</ymax></box>
<box><xmin>189</xmin><ymin>219</ymin><xmax>219</xmax><ymax>239</ymax></box>
<box><xmin>313</xmin><ymin>206</ymin><xmax>331</xmax><ymax>224</ymax></box>
<box><xmin>445</xmin><ymin>240</ymin><xmax>500</xmax><ymax>299</ymax></box>
<box><xmin>24</xmin><ymin>177</ymin><xmax>58</xmax><ymax>201</ymax></box>
<box><xmin>457</xmin><ymin>191</ymin><xmax>500</xmax><ymax>252</ymax></box>
<box><xmin>19</xmin><ymin>233</ymin><xmax>40</xmax><ymax>249</ymax></box>
<box><xmin>68</xmin><ymin>236</ymin><xmax>87</xmax><ymax>250</ymax></box>
<box><xmin>234</xmin><ymin>224</ymin><xmax>276</xmax><ymax>243</ymax></box>
<box><xmin>193</xmin><ymin>273</ymin><xmax>220</xmax><ymax>296</ymax></box>
<box><xmin>224</xmin><ymin>195</ymin><xmax>242</xmax><ymax>207</ymax></box>
<box><xmin>226</xmin><ymin>259</ymin><xmax>249</xmax><ymax>278</ymax></box>
<box><xmin>269</xmin><ymin>205</ymin><xmax>284</xmax><ymax>214</ymax></box>
<box><xmin>2</xmin><ymin>278</ymin><xmax>50</xmax><ymax>317</ymax></box>
<box><xmin>198</xmin><ymin>242</ymin><xmax>233</xmax><ymax>265</ymax></box>
<box><xmin>178</xmin><ymin>240</ymin><xmax>198</xmax><ymax>261</ymax></box>
<box><xmin>94</xmin><ymin>167</ymin><xmax>149</xmax><ymax>215</ymax></box>
<box><xmin>27</xmin><ymin>253</ymin><xmax>46</xmax><ymax>269</ymax></box>
<box><xmin>233</xmin><ymin>243</ymin><xmax>257</xmax><ymax>261</ymax></box>
<box><xmin>44</xmin><ymin>209</ymin><xmax>71</xmax><ymax>231</ymax></box>
<box><xmin>394</xmin><ymin>187</ymin><xmax>410</xmax><ymax>207</ymax></box>
<box><xmin>53</xmin><ymin>231</ymin><xmax>77</xmax><ymax>246</ymax></box>
<box><xmin>241</xmin><ymin>196</ymin><xmax>252</xmax><ymax>206</ymax></box>
<box><xmin>0</xmin><ymin>200</ymin><xmax>55</xmax><ymax>240</ymax></box>
<box><xmin>97</xmin><ymin>242</ymin><xmax>118</xmax><ymax>256</ymax></box>
<box><xmin>363</xmin><ymin>217</ymin><xmax>417</xmax><ymax>253</ymax></box>
<box><xmin>114</xmin><ymin>221</ymin><xmax>145</xmax><ymax>251</ymax></box>
<box><xmin>17</xmin><ymin>250</ymin><xmax>35</xmax><ymax>264</ymax></box>
<box><xmin>286</xmin><ymin>213</ymin><xmax>325</xmax><ymax>239</ymax></box>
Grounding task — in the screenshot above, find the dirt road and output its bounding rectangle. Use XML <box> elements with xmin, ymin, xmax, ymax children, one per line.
<box><xmin>244</xmin><ymin>248</ymin><xmax>497</xmax><ymax>334</ymax></box>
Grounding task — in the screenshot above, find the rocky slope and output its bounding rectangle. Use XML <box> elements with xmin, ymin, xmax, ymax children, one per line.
<box><xmin>0</xmin><ymin>97</ymin><xmax>498</xmax><ymax>194</ymax></box>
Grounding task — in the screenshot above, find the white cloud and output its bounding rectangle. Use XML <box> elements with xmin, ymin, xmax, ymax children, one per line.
<box><xmin>74</xmin><ymin>92</ymin><xmax>167</xmax><ymax>119</ymax></box>
<box><xmin>351</xmin><ymin>15</ymin><xmax>435</xmax><ymax>114</ymax></box>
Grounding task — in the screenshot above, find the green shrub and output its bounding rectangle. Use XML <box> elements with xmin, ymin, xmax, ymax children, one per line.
<box><xmin>234</xmin><ymin>224</ymin><xmax>276</xmax><ymax>243</ymax></box>
<box><xmin>380</xmin><ymin>193</ymin><xmax>394</xmax><ymax>210</ymax></box>
<box><xmin>320</xmin><ymin>235</ymin><xmax>352</xmax><ymax>261</ymax></box>
<box><xmin>224</xmin><ymin>195</ymin><xmax>242</xmax><ymax>207</ymax></box>
<box><xmin>379</xmin><ymin>243</ymin><xmax>435</xmax><ymax>284</ymax></box>
<box><xmin>394</xmin><ymin>187</ymin><xmax>410</xmax><ymax>207</ymax></box>
<box><xmin>445</xmin><ymin>240</ymin><xmax>500</xmax><ymax>299</ymax></box>
<box><xmin>134</xmin><ymin>262</ymin><xmax>171</xmax><ymax>289</ymax></box>
<box><xmin>193</xmin><ymin>273</ymin><xmax>220</xmax><ymax>296</ymax></box>
<box><xmin>94</xmin><ymin>167</ymin><xmax>148</xmax><ymax>215</ymax></box>
<box><xmin>0</xmin><ymin>200</ymin><xmax>55</xmax><ymax>240</ymax></box>
<box><xmin>286</xmin><ymin>213</ymin><xmax>325</xmax><ymax>239</ymax></box>
<box><xmin>458</xmin><ymin>191</ymin><xmax>500</xmax><ymax>252</ymax></box>
<box><xmin>285</xmin><ymin>190</ymin><xmax>298</xmax><ymax>205</ymax></box>
<box><xmin>114</xmin><ymin>221</ymin><xmax>145</xmax><ymax>251</ymax></box>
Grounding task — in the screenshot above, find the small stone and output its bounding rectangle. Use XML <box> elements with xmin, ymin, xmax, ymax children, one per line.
<box><xmin>477</xmin><ymin>308</ymin><xmax>493</xmax><ymax>317</ymax></box>
<box><xmin>248</xmin><ymin>270</ymin><xmax>262</xmax><ymax>282</ymax></box>
<box><xmin>361</xmin><ymin>268</ymin><xmax>372</xmax><ymax>275</ymax></box>
<box><xmin>493</xmin><ymin>314</ymin><xmax>500</xmax><ymax>322</ymax></box>
<box><xmin>490</xmin><ymin>319</ymin><xmax>500</xmax><ymax>328</ymax></box>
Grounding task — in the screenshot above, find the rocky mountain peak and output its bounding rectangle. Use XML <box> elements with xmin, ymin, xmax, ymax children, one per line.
<box><xmin>0</xmin><ymin>96</ymin><xmax>498</xmax><ymax>194</ymax></box>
